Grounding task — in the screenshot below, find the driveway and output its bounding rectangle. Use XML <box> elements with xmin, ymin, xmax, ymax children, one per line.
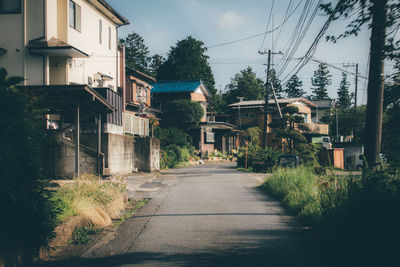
<box><xmin>42</xmin><ymin>164</ymin><xmax>327</xmax><ymax>266</ymax></box>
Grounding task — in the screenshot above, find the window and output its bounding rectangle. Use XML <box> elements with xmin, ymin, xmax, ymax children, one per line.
<box><xmin>99</xmin><ymin>20</ymin><xmax>102</xmax><ymax>44</ymax></box>
<box><xmin>0</xmin><ymin>0</ymin><xmax>21</xmax><ymax>14</ymax></box>
<box><xmin>69</xmin><ymin>0</ymin><xmax>81</xmax><ymax>31</ymax></box>
<box><xmin>205</xmin><ymin>132</ymin><xmax>215</xmax><ymax>143</ymax></box>
<box><xmin>108</xmin><ymin>27</ymin><xmax>111</xmax><ymax>50</ymax></box>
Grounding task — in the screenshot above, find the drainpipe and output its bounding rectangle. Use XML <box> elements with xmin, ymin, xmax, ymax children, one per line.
<box><xmin>23</xmin><ymin>0</ymin><xmax>27</xmax><ymax>85</ymax></box>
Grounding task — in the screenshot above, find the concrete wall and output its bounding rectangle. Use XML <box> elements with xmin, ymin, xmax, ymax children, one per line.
<box><xmin>102</xmin><ymin>133</ymin><xmax>135</xmax><ymax>175</ymax></box>
<box><xmin>134</xmin><ymin>137</ymin><xmax>160</xmax><ymax>172</ymax></box>
<box><xmin>54</xmin><ymin>136</ymin><xmax>98</xmax><ymax>178</ymax></box>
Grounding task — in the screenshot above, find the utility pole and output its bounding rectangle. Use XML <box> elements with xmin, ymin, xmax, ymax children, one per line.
<box><xmin>343</xmin><ymin>63</ymin><xmax>359</xmax><ymax>140</ymax></box>
<box><xmin>237</xmin><ymin>96</ymin><xmax>244</xmax><ymax>128</ymax></box>
<box><xmin>364</xmin><ymin>0</ymin><xmax>388</xmax><ymax>168</ymax></box>
<box><xmin>261</xmin><ymin>50</ymin><xmax>271</xmax><ymax>149</ymax></box>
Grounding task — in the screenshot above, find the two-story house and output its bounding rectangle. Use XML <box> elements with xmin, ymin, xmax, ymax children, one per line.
<box><xmin>122</xmin><ymin>67</ymin><xmax>160</xmax><ymax>136</ymax></box>
<box><xmin>0</xmin><ymin>0</ymin><xmax>158</xmax><ymax>177</ymax></box>
<box><xmin>228</xmin><ymin>98</ymin><xmax>330</xmax><ymax>148</ymax></box>
<box><xmin>151</xmin><ymin>80</ymin><xmax>238</xmax><ymax>156</ymax></box>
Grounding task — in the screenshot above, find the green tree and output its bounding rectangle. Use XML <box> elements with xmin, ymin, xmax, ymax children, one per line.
<box><xmin>0</xmin><ymin>68</ymin><xmax>57</xmax><ymax>255</ymax></box>
<box><xmin>269</xmin><ymin>106</ymin><xmax>316</xmax><ymax>165</ymax></box>
<box><xmin>156</xmin><ymin>36</ymin><xmax>216</xmax><ymax>97</ymax></box>
<box><xmin>222</xmin><ymin>67</ymin><xmax>265</xmax><ymax>105</ymax></box>
<box><xmin>382</xmin><ymin>60</ymin><xmax>400</xmax><ymax>168</ymax></box>
<box><xmin>120</xmin><ymin>31</ymin><xmax>151</xmax><ymax>74</ymax></box>
<box><xmin>337</xmin><ymin>72</ymin><xmax>352</xmax><ymax>108</ymax></box>
<box><xmin>268</xmin><ymin>69</ymin><xmax>284</xmax><ymax>99</ymax></box>
<box><xmin>311</xmin><ymin>63</ymin><xmax>331</xmax><ymax>100</ymax></box>
<box><xmin>161</xmin><ymin>99</ymin><xmax>204</xmax><ymax>131</ymax></box>
<box><xmin>148</xmin><ymin>54</ymin><xmax>164</xmax><ymax>77</ymax></box>
<box><xmin>284</xmin><ymin>74</ymin><xmax>306</xmax><ymax>98</ymax></box>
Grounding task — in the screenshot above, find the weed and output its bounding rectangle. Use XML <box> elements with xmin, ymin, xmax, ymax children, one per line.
<box><xmin>70</xmin><ymin>226</ymin><xmax>102</xmax><ymax>245</ymax></box>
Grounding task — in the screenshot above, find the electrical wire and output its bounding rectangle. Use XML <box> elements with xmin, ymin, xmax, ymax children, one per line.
<box><xmin>259</xmin><ymin>0</ymin><xmax>275</xmax><ymax>51</ymax></box>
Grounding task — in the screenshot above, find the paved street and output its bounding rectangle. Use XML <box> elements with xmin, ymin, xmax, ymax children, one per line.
<box><xmin>46</xmin><ymin>164</ymin><xmax>326</xmax><ymax>266</ymax></box>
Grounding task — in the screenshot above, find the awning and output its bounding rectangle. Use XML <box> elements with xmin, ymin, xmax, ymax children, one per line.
<box><xmin>19</xmin><ymin>84</ymin><xmax>114</xmax><ymax>113</ymax></box>
<box><xmin>27</xmin><ymin>38</ymin><xmax>89</xmax><ymax>58</ymax></box>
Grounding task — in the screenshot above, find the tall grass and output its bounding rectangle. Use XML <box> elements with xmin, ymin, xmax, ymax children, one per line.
<box><xmin>262</xmin><ymin>166</ymin><xmax>400</xmax><ymax>266</ymax></box>
<box><xmin>52</xmin><ymin>174</ymin><xmax>127</xmax><ymax>228</ymax></box>
<box><xmin>261</xmin><ymin>167</ymin><xmax>322</xmax><ymax>224</ymax></box>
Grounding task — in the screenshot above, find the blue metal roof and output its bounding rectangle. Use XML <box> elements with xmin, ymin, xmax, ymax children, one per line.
<box><xmin>151</xmin><ymin>80</ymin><xmax>203</xmax><ymax>94</ymax></box>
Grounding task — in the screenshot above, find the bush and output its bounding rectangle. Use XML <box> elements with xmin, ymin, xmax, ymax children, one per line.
<box><xmin>0</xmin><ymin>68</ymin><xmax>57</xmax><ymax>253</ymax></box>
<box><xmin>236</xmin><ymin>146</ymin><xmax>280</xmax><ymax>172</ymax></box>
<box><xmin>160</xmin><ymin>145</ymin><xmax>193</xmax><ymax>169</ymax></box>
<box><xmin>155</xmin><ymin>127</ymin><xmax>192</xmax><ymax>147</ymax></box>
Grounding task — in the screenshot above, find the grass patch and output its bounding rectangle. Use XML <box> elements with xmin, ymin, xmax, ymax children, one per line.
<box><xmin>114</xmin><ymin>198</ymin><xmax>150</xmax><ymax>228</ymax></box>
<box><xmin>70</xmin><ymin>226</ymin><xmax>102</xmax><ymax>245</ymax></box>
<box><xmin>51</xmin><ymin>174</ymin><xmax>128</xmax><ymax>228</ymax></box>
<box><xmin>237</xmin><ymin>167</ymin><xmax>254</xmax><ymax>172</ymax></box>
<box><xmin>261</xmin><ymin>166</ymin><xmax>400</xmax><ymax>266</ymax></box>
<box><xmin>260</xmin><ymin>166</ymin><xmax>323</xmax><ymax>225</ymax></box>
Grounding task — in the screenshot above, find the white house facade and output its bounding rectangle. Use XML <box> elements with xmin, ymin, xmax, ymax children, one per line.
<box><xmin>0</xmin><ymin>0</ymin><xmax>128</xmax><ymax>89</ymax></box>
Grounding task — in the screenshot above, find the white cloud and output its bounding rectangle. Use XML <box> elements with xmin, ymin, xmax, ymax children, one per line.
<box><xmin>217</xmin><ymin>11</ymin><xmax>245</xmax><ymax>31</ymax></box>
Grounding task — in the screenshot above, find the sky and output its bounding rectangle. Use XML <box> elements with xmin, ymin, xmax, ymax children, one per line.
<box><xmin>107</xmin><ymin>0</ymin><xmax>394</xmax><ymax>105</ymax></box>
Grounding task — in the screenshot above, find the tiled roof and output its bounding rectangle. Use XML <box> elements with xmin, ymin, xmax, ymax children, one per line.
<box><xmin>151</xmin><ymin>80</ymin><xmax>203</xmax><ymax>94</ymax></box>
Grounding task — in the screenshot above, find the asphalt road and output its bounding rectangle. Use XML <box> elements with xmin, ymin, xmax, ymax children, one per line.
<box><xmin>46</xmin><ymin>164</ymin><xmax>326</xmax><ymax>266</ymax></box>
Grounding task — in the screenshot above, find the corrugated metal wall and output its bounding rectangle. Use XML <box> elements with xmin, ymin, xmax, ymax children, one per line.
<box><xmin>95</xmin><ymin>87</ymin><xmax>123</xmax><ymax>126</ymax></box>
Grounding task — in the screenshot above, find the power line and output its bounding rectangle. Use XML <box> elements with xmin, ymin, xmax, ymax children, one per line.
<box><xmin>259</xmin><ymin>0</ymin><xmax>275</xmax><ymax>51</ymax></box>
<box><xmin>280</xmin><ymin>0</ymin><xmax>344</xmax><ymax>86</ymax></box>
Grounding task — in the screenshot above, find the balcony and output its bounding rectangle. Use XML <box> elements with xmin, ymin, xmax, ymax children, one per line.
<box><xmin>122</xmin><ymin>113</ymin><xmax>149</xmax><ymax>136</ymax></box>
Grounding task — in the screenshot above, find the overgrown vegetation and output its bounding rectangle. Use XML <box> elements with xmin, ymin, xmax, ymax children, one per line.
<box><xmin>0</xmin><ymin>68</ymin><xmax>57</xmax><ymax>254</ymax></box>
<box><xmin>262</xmin><ymin>166</ymin><xmax>400</xmax><ymax>266</ymax></box>
<box><xmin>51</xmin><ymin>174</ymin><xmax>127</xmax><ymax>227</ymax></box>
<box><xmin>160</xmin><ymin>145</ymin><xmax>194</xmax><ymax>169</ymax></box>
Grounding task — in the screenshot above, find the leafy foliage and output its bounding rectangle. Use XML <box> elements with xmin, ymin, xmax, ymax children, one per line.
<box><xmin>120</xmin><ymin>31</ymin><xmax>164</xmax><ymax>77</ymax></box>
<box><xmin>120</xmin><ymin>32</ymin><xmax>151</xmax><ymax>74</ymax></box>
<box><xmin>236</xmin><ymin>146</ymin><xmax>280</xmax><ymax>173</ymax></box>
<box><xmin>268</xmin><ymin>68</ymin><xmax>284</xmax><ymax>99</ymax></box>
<box><xmin>321</xmin><ymin>106</ymin><xmax>366</xmax><ymax>142</ymax></box>
<box><xmin>222</xmin><ymin>67</ymin><xmax>265</xmax><ymax>106</ymax></box>
<box><xmin>161</xmin><ymin>99</ymin><xmax>204</xmax><ymax>131</ymax></box>
<box><xmin>156</xmin><ymin>36</ymin><xmax>216</xmax><ymax>97</ymax></box>
<box><xmin>0</xmin><ymin>68</ymin><xmax>57</xmax><ymax>252</ymax></box>
<box><xmin>320</xmin><ymin>0</ymin><xmax>400</xmax><ymax>59</ymax></box>
<box><xmin>311</xmin><ymin>63</ymin><xmax>332</xmax><ymax>100</ymax></box>
<box><xmin>382</xmin><ymin>60</ymin><xmax>400</xmax><ymax>168</ymax></box>
<box><xmin>284</xmin><ymin>74</ymin><xmax>306</xmax><ymax>98</ymax></box>
<box><xmin>337</xmin><ymin>72</ymin><xmax>352</xmax><ymax>108</ymax></box>
<box><xmin>155</xmin><ymin>127</ymin><xmax>192</xmax><ymax>147</ymax></box>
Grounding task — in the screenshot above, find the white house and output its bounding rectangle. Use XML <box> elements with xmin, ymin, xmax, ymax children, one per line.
<box><xmin>0</xmin><ymin>0</ymin><xmax>129</xmax><ymax>88</ymax></box>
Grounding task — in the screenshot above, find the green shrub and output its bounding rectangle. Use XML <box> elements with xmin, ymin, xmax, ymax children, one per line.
<box><xmin>0</xmin><ymin>68</ymin><xmax>57</xmax><ymax>253</ymax></box>
<box><xmin>160</xmin><ymin>145</ymin><xmax>193</xmax><ymax>169</ymax></box>
<box><xmin>237</xmin><ymin>146</ymin><xmax>280</xmax><ymax>173</ymax></box>
<box><xmin>155</xmin><ymin>127</ymin><xmax>192</xmax><ymax>147</ymax></box>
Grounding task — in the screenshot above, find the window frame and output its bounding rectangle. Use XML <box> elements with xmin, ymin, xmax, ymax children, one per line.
<box><xmin>108</xmin><ymin>26</ymin><xmax>111</xmax><ymax>50</ymax></box>
<box><xmin>69</xmin><ymin>0</ymin><xmax>81</xmax><ymax>32</ymax></box>
<box><xmin>0</xmin><ymin>0</ymin><xmax>22</xmax><ymax>14</ymax></box>
<box><xmin>99</xmin><ymin>19</ymin><xmax>102</xmax><ymax>44</ymax></box>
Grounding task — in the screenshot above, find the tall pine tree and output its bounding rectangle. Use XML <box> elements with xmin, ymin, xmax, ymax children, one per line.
<box><xmin>268</xmin><ymin>69</ymin><xmax>284</xmax><ymax>99</ymax></box>
<box><xmin>337</xmin><ymin>72</ymin><xmax>352</xmax><ymax>108</ymax></box>
<box><xmin>156</xmin><ymin>36</ymin><xmax>216</xmax><ymax>97</ymax></box>
<box><xmin>311</xmin><ymin>63</ymin><xmax>331</xmax><ymax>100</ymax></box>
<box><xmin>284</xmin><ymin>74</ymin><xmax>306</xmax><ymax>98</ymax></box>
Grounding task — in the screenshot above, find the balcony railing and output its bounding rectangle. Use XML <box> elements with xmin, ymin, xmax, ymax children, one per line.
<box><xmin>122</xmin><ymin>113</ymin><xmax>149</xmax><ymax>136</ymax></box>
